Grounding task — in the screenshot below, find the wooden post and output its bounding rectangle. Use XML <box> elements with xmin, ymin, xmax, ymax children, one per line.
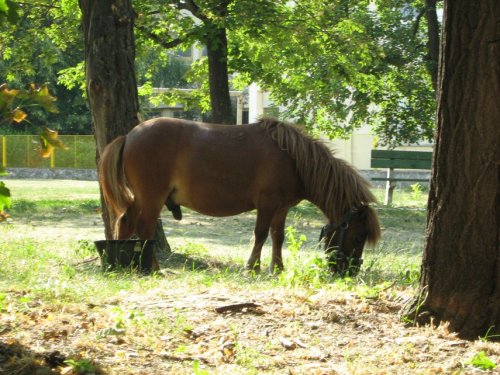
<box><xmin>384</xmin><ymin>168</ymin><xmax>395</xmax><ymax>205</ymax></box>
<box><xmin>50</xmin><ymin>149</ymin><xmax>55</xmax><ymax>169</ymax></box>
<box><xmin>2</xmin><ymin>136</ymin><xmax>6</xmax><ymax>168</ymax></box>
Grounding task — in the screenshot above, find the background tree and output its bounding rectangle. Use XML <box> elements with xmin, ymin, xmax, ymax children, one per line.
<box><xmin>0</xmin><ymin>83</ymin><xmax>61</xmax><ymax>220</ymax></box>
<box><xmin>0</xmin><ymin>0</ymin><xmax>90</xmax><ymax>134</ymax></box>
<box><xmin>78</xmin><ymin>0</ymin><xmax>140</xmax><ymax>238</ymax></box>
<box><xmin>135</xmin><ymin>0</ymin><xmax>234</xmax><ymax>124</ymax></box>
<box><xmin>231</xmin><ymin>0</ymin><xmax>440</xmax><ymax>146</ymax></box>
<box><xmin>403</xmin><ymin>0</ymin><xmax>500</xmax><ymax>339</ymax></box>
<box><xmin>1</xmin><ymin>1</ymin><xmax>442</xmax><ymax>147</ymax></box>
<box><xmin>79</xmin><ymin>0</ymin><xmax>169</xmax><ymax>257</ymax></box>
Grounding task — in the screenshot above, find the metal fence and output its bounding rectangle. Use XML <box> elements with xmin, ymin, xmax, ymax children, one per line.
<box><xmin>1</xmin><ymin>135</ymin><xmax>96</xmax><ymax>169</ymax></box>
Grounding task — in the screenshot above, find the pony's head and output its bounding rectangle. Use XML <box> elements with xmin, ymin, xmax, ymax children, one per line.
<box><xmin>320</xmin><ymin>205</ymin><xmax>381</xmax><ymax>276</ymax></box>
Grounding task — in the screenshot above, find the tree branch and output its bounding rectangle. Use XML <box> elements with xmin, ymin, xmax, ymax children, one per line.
<box><xmin>18</xmin><ymin>1</ymin><xmax>61</xmax><ymax>9</ymax></box>
<box><xmin>172</xmin><ymin>0</ymin><xmax>209</xmax><ymax>23</ymax></box>
<box><xmin>412</xmin><ymin>8</ymin><xmax>426</xmax><ymax>38</ymax></box>
<box><xmin>135</xmin><ymin>23</ymin><xmax>186</xmax><ymax>50</ymax></box>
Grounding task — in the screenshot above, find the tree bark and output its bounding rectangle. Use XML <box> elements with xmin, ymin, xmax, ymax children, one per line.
<box><xmin>424</xmin><ymin>0</ymin><xmax>440</xmax><ymax>92</ymax></box>
<box><xmin>206</xmin><ymin>25</ymin><xmax>233</xmax><ymax>124</ymax></box>
<box><xmin>80</xmin><ymin>0</ymin><xmax>140</xmax><ymax>239</ymax></box>
<box><xmin>79</xmin><ymin>0</ymin><xmax>170</xmax><ymax>261</ymax></box>
<box><xmin>403</xmin><ymin>0</ymin><xmax>500</xmax><ymax>339</ymax></box>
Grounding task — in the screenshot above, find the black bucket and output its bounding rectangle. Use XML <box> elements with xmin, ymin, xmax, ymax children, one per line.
<box><xmin>94</xmin><ymin>239</ymin><xmax>155</xmax><ymax>273</ymax></box>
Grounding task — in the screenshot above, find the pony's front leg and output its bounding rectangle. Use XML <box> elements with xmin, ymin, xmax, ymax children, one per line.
<box><xmin>246</xmin><ymin>212</ymin><xmax>272</xmax><ymax>273</ymax></box>
<box><xmin>269</xmin><ymin>210</ymin><xmax>287</xmax><ymax>273</ymax></box>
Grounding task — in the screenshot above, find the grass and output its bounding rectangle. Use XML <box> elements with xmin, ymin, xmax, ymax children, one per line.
<box><xmin>5</xmin><ymin>180</ymin><xmax>496</xmax><ymax>374</ymax></box>
<box><xmin>1</xmin><ymin>179</ymin><xmax>428</xmax><ymax>297</ymax></box>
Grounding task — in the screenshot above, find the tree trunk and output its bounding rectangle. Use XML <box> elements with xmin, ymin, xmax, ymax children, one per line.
<box><xmin>424</xmin><ymin>0</ymin><xmax>440</xmax><ymax>92</ymax></box>
<box><xmin>79</xmin><ymin>0</ymin><xmax>170</xmax><ymax>262</ymax></box>
<box><xmin>403</xmin><ymin>0</ymin><xmax>500</xmax><ymax>339</ymax></box>
<box><xmin>206</xmin><ymin>25</ymin><xmax>233</xmax><ymax>124</ymax></box>
<box><xmin>79</xmin><ymin>0</ymin><xmax>140</xmax><ymax>238</ymax></box>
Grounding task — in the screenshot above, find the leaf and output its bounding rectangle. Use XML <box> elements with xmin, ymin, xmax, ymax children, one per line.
<box><xmin>468</xmin><ymin>351</ymin><xmax>496</xmax><ymax>370</ymax></box>
<box><xmin>39</xmin><ymin>127</ymin><xmax>67</xmax><ymax>158</ymax></box>
<box><xmin>0</xmin><ymin>84</ymin><xmax>20</xmax><ymax>107</ymax></box>
<box><xmin>0</xmin><ymin>0</ymin><xmax>8</xmax><ymax>13</ymax></box>
<box><xmin>2</xmin><ymin>0</ymin><xmax>19</xmax><ymax>23</ymax></box>
<box><xmin>0</xmin><ymin>181</ymin><xmax>11</xmax><ymax>212</ymax></box>
<box><xmin>26</xmin><ymin>84</ymin><xmax>58</xmax><ymax>113</ymax></box>
<box><xmin>11</xmin><ymin>108</ymin><xmax>27</xmax><ymax>123</ymax></box>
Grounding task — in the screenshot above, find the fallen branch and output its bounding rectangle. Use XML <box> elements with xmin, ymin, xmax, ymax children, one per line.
<box><xmin>73</xmin><ymin>256</ymin><xmax>99</xmax><ymax>266</ymax></box>
<box><xmin>160</xmin><ymin>353</ymin><xmax>211</xmax><ymax>365</ymax></box>
<box><xmin>215</xmin><ymin>302</ymin><xmax>261</xmax><ymax>314</ymax></box>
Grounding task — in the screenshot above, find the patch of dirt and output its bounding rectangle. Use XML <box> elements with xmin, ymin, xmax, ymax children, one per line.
<box><xmin>1</xmin><ymin>208</ymin><xmax>499</xmax><ymax>374</ymax></box>
<box><xmin>1</xmin><ymin>285</ymin><xmax>499</xmax><ymax>374</ymax></box>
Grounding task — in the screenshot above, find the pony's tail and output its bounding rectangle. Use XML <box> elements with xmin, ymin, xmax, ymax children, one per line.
<box><xmin>365</xmin><ymin>205</ymin><xmax>381</xmax><ymax>246</ymax></box>
<box><xmin>99</xmin><ymin>136</ymin><xmax>134</xmax><ymax>238</ymax></box>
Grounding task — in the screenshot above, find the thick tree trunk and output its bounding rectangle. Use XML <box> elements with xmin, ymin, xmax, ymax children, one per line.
<box><xmin>79</xmin><ymin>0</ymin><xmax>140</xmax><ymax>239</ymax></box>
<box><xmin>79</xmin><ymin>0</ymin><xmax>170</xmax><ymax>262</ymax></box>
<box><xmin>206</xmin><ymin>26</ymin><xmax>233</xmax><ymax>124</ymax></box>
<box><xmin>403</xmin><ymin>0</ymin><xmax>500</xmax><ymax>339</ymax></box>
<box><xmin>80</xmin><ymin>0</ymin><xmax>138</xmax><ymax>239</ymax></box>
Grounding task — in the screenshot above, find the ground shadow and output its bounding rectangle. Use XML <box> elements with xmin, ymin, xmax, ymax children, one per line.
<box><xmin>157</xmin><ymin>248</ymin><xmax>244</xmax><ymax>274</ymax></box>
<box><xmin>0</xmin><ymin>339</ymin><xmax>105</xmax><ymax>375</ymax></box>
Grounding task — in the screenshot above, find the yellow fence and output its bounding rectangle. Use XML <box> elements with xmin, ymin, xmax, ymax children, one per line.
<box><xmin>0</xmin><ymin>135</ymin><xmax>96</xmax><ymax>169</ymax></box>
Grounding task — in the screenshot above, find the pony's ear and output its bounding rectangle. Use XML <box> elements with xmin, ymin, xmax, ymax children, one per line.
<box><xmin>363</xmin><ymin>205</ymin><xmax>381</xmax><ymax>246</ymax></box>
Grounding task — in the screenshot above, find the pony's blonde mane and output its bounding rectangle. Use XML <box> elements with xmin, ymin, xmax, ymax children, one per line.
<box><xmin>259</xmin><ymin>118</ymin><xmax>377</xmax><ymax>225</ymax></box>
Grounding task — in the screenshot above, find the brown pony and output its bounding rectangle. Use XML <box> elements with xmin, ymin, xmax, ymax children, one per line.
<box><xmin>99</xmin><ymin>118</ymin><xmax>380</xmax><ymax>274</ymax></box>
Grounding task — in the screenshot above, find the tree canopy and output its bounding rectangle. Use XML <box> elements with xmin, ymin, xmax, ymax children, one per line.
<box><xmin>0</xmin><ymin>0</ymin><xmax>90</xmax><ymax>134</ymax></box>
<box><xmin>1</xmin><ymin>0</ymin><xmax>440</xmax><ymax>145</ymax></box>
<box><xmin>229</xmin><ymin>0</ymin><xmax>438</xmax><ymax>145</ymax></box>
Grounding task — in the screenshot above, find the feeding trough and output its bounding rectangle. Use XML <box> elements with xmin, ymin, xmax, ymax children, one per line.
<box><xmin>94</xmin><ymin>239</ymin><xmax>155</xmax><ymax>273</ymax></box>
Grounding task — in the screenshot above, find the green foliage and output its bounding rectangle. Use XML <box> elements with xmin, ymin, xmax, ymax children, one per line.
<box><xmin>2</xmin><ymin>0</ymin><xmax>438</xmax><ymax>143</ymax></box>
<box><xmin>480</xmin><ymin>326</ymin><xmax>500</xmax><ymax>342</ymax></box>
<box><xmin>467</xmin><ymin>351</ymin><xmax>496</xmax><ymax>371</ymax></box>
<box><xmin>0</xmin><ymin>0</ymin><xmax>90</xmax><ymax>134</ymax></box>
<box><xmin>0</xmin><ymin>0</ymin><xmax>19</xmax><ymax>24</ymax></box>
<box><xmin>0</xmin><ymin>83</ymin><xmax>58</xmax><ymax>127</ymax></box>
<box><xmin>0</xmin><ymin>181</ymin><xmax>10</xmax><ymax>220</ymax></box>
<box><xmin>285</xmin><ymin>226</ymin><xmax>307</xmax><ymax>254</ymax></box>
<box><xmin>277</xmin><ymin>226</ymin><xmax>332</xmax><ymax>288</ymax></box>
<box><xmin>64</xmin><ymin>358</ymin><xmax>98</xmax><ymax>374</ymax></box>
<box><xmin>410</xmin><ymin>183</ymin><xmax>423</xmax><ymax>200</ymax></box>
<box><xmin>230</xmin><ymin>0</ymin><xmax>438</xmax><ymax>146</ymax></box>
<box><xmin>0</xmin><ymin>82</ymin><xmax>66</xmax><ymax>220</ymax></box>
<box><xmin>192</xmin><ymin>360</ymin><xmax>211</xmax><ymax>375</ymax></box>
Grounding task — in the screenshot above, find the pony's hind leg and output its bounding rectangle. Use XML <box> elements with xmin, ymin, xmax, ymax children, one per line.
<box><xmin>246</xmin><ymin>210</ymin><xmax>273</xmax><ymax>273</ymax></box>
<box><xmin>269</xmin><ymin>209</ymin><xmax>288</xmax><ymax>273</ymax></box>
<box><xmin>115</xmin><ymin>204</ymin><xmax>140</xmax><ymax>239</ymax></box>
<box><xmin>135</xmin><ymin>202</ymin><xmax>164</xmax><ymax>240</ymax></box>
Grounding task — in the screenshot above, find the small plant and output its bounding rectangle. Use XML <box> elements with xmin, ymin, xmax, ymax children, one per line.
<box><xmin>192</xmin><ymin>359</ymin><xmax>211</xmax><ymax>375</ymax></box>
<box><xmin>0</xmin><ymin>292</ymin><xmax>6</xmax><ymax>312</ymax></box>
<box><xmin>399</xmin><ymin>267</ymin><xmax>420</xmax><ymax>285</ymax></box>
<box><xmin>466</xmin><ymin>351</ymin><xmax>496</xmax><ymax>371</ymax></box>
<box><xmin>480</xmin><ymin>326</ymin><xmax>500</xmax><ymax>342</ymax></box>
<box><xmin>64</xmin><ymin>358</ymin><xmax>97</xmax><ymax>374</ymax></box>
<box><xmin>277</xmin><ymin>226</ymin><xmax>335</xmax><ymax>288</ymax></box>
<box><xmin>74</xmin><ymin>239</ymin><xmax>98</xmax><ymax>259</ymax></box>
<box><xmin>285</xmin><ymin>226</ymin><xmax>307</xmax><ymax>254</ymax></box>
<box><xmin>410</xmin><ymin>182</ymin><xmax>423</xmax><ymax>201</ymax></box>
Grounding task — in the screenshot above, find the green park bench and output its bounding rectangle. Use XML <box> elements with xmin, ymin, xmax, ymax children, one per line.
<box><xmin>370</xmin><ymin>149</ymin><xmax>433</xmax><ymax>205</ymax></box>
